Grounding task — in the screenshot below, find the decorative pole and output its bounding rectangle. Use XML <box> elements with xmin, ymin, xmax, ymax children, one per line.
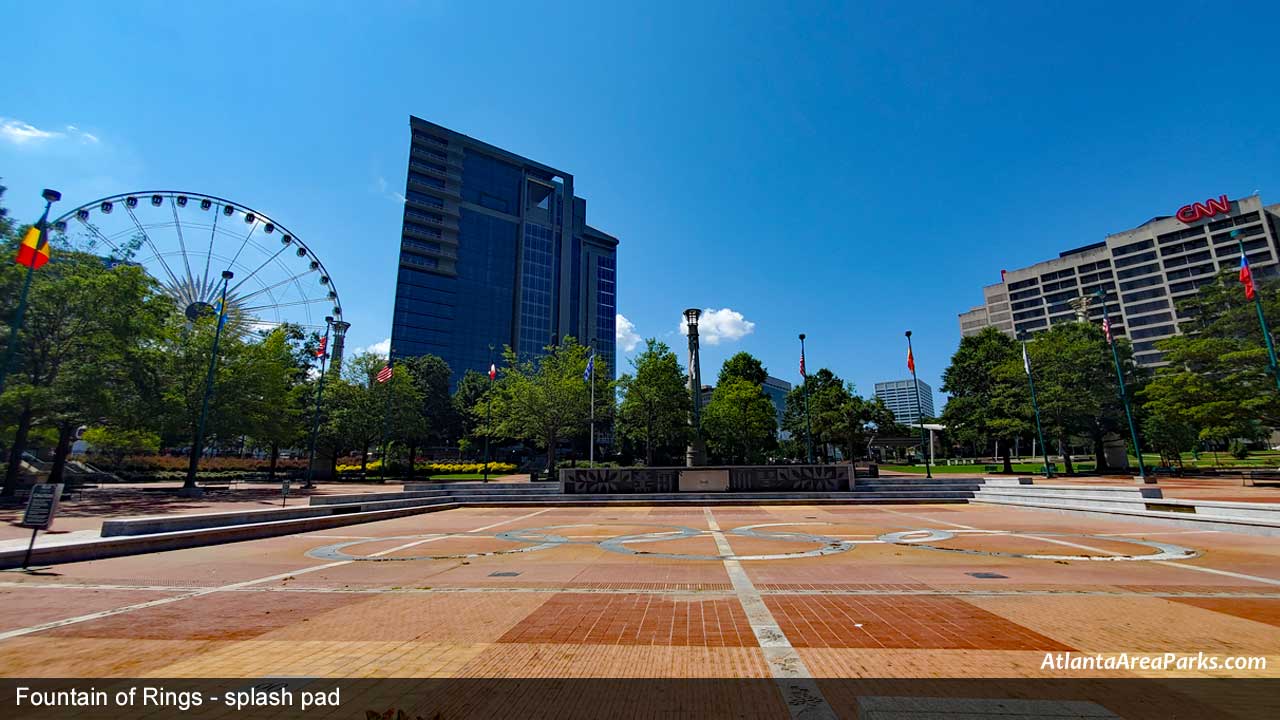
<box><xmin>684</xmin><ymin>308</ymin><xmax>705</xmax><ymax>467</ymax></box>
<box><xmin>1019</xmin><ymin>331</ymin><xmax>1053</xmax><ymax>478</ymax></box>
<box><xmin>1233</xmin><ymin>229</ymin><xmax>1280</xmax><ymax>394</ymax></box>
<box><xmin>905</xmin><ymin>330</ymin><xmax>932</xmax><ymax>479</ymax></box>
<box><xmin>0</xmin><ymin>188</ymin><xmax>60</xmax><ymax>396</ymax></box>
<box><xmin>303</xmin><ymin>316</ymin><xmax>333</xmax><ymax>489</ymax></box>
<box><xmin>183</xmin><ymin>269</ymin><xmax>234</xmax><ymax>496</ymax></box>
<box><xmin>1093</xmin><ymin>289</ymin><xmax>1150</xmax><ymax>484</ymax></box>
<box><xmin>799</xmin><ymin>334</ymin><xmax>814</xmax><ymax>463</ymax></box>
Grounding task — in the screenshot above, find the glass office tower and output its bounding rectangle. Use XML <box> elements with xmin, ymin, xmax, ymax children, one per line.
<box><xmin>391</xmin><ymin>117</ymin><xmax>619</xmax><ymax>386</ymax></box>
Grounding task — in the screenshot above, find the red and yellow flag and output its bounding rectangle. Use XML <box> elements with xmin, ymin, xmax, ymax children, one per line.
<box><xmin>906</xmin><ymin>347</ymin><xmax>915</xmax><ymax>373</ymax></box>
<box><xmin>14</xmin><ymin>209</ymin><xmax>51</xmax><ymax>269</ymax></box>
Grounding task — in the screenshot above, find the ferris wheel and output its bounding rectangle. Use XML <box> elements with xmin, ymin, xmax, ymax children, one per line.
<box><xmin>49</xmin><ymin>190</ymin><xmax>349</xmax><ymax>361</ymax></box>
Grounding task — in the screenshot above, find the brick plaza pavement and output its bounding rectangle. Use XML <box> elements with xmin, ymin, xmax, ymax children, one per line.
<box><xmin>0</xmin><ymin>503</ymin><xmax>1276</xmax><ymax>717</ymax></box>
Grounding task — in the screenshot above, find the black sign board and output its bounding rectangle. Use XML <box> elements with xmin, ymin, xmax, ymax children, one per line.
<box><xmin>20</xmin><ymin>483</ymin><xmax>63</xmax><ymax>530</ymax></box>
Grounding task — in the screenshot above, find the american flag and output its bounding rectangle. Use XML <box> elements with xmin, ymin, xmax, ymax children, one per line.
<box><xmin>376</xmin><ymin>363</ymin><xmax>393</xmax><ymax>383</ymax></box>
<box><xmin>315</xmin><ymin>335</ymin><xmax>328</xmax><ymax>358</ymax></box>
<box><xmin>1101</xmin><ymin>316</ymin><xmax>1112</xmax><ymax>344</ymax></box>
<box><xmin>799</xmin><ymin>348</ymin><xmax>807</xmax><ymax>378</ymax></box>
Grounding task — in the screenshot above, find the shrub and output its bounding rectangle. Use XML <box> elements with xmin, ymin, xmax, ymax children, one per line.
<box><xmin>334</xmin><ymin>461</ymin><xmax>517</xmax><ymax>476</ymax></box>
<box><xmin>1229</xmin><ymin>440</ymin><xmax>1250</xmax><ymax>461</ymax></box>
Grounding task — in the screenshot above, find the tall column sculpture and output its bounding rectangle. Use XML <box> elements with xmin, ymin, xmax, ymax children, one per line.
<box><xmin>684</xmin><ymin>308</ymin><xmax>705</xmax><ymax>467</ymax></box>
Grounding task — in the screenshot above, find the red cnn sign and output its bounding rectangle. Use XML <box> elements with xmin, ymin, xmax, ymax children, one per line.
<box><xmin>1176</xmin><ymin>195</ymin><xmax>1231</xmax><ymax>224</ymax></box>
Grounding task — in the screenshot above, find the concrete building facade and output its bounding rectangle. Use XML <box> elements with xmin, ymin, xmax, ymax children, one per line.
<box><xmin>390</xmin><ymin>116</ymin><xmax>619</xmax><ymax>385</ymax></box>
<box><xmin>875</xmin><ymin>378</ymin><xmax>935</xmax><ymax>425</ymax></box>
<box><xmin>959</xmin><ymin>194</ymin><xmax>1280</xmax><ymax>367</ymax></box>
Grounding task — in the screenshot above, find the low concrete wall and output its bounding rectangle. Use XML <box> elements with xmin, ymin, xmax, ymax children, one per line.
<box><xmin>560</xmin><ymin>465</ymin><xmax>853</xmax><ymax>494</ymax></box>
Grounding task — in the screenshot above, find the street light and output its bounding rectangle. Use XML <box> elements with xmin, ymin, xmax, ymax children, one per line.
<box><xmin>0</xmin><ymin>189</ymin><xmax>61</xmax><ymax>397</ymax></box>
<box><xmin>905</xmin><ymin>330</ymin><xmax>931</xmax><ymax>479</ymax></box>
<box><xmin>183</xmin><ymin>269</ymin><xmax>234</xmax><ymax>496</ymax></box>
<box><xmin>1093</xmin><ymin>289</ymin><xmax>1150</xmax><ymax>484</ymax></box>
<box><xmin>799</xmin><ymin>333</ymin><xmax>814</xmax><ymax>464</ymax></box>
<box><xmin>303</xmin><ymin>315</ymin><xmax>334</xmax><ymax>489</ymax></box>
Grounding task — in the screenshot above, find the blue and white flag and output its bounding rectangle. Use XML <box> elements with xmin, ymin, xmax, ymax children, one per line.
<box><xmin>584</xmin><ymin>351</ymin><xmax>595</xmax><ymax>382</ymax></box>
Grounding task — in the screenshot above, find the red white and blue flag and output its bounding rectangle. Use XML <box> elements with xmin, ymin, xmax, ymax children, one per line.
<box><xmin>799</xmin><ymin>347</ymin><xmax>807</xmax><ymax>378</ymax></box>
<box><xmin>1240</xmin><ymin>252</ymin><xmax>1257</xmax><ymax>300</ymax></box>
<box><xmin>1101</xmin><ymin>316</ymin><xmax>1112</xmax><ymax>344</ymax></box>
<box><xmin>376</xmin><ymin>363</ymin><xmax>393</xmax><ymax>383</ymax></box>
<box><xmin>315</xmin><ymin>335</ymin><xmax>328</xmax><ymax>358</ymax></box>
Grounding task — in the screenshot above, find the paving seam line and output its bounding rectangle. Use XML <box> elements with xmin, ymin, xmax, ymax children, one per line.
<box><xmin>703</xmin><ymin>507</ymin><xmax>836</xmax><ymax>720</ymax></box>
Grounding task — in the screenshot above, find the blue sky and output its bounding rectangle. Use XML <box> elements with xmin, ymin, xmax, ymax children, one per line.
<box><xmin>3</xmin><ymin>1</ymin><xmax>1279</xmax><ymax>411</ymax></box>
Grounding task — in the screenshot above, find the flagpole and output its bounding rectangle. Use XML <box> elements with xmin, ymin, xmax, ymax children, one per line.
<box><xmin>379</xmin><ymin>359</ymin><xmax>394</xmax><ymax>484</ymax></box>
<box><xmin>303</xmin><ymin>318</ymin><xmax>333</xmax><ymax>489</ymax></box>
<box><xmin>589</xmin><ymin>341</ymin><xmax>596</xmax><ymax>469</ymax></box>
<box><xmin>1093</xmin><ymin>289</ymin><xmax>1149</xmax><ymax>484</ymax></box>
<box><xmin>484</xmin><ymin>344</ymin><xmax>494</xmax><ymax>483</ymax></box>
<box><xmin>184</xmin><ymin>270</ymin><xmax>234</xmax><ymax>496</ymax></box>
<box><xmin>799</xmin><ymin>334</ymin><xmax>814</xmax><ymax>464</ymax></box>
<box><xmin>1234</xmin><ymin>230</ymin><xmax>1280</xmax><ymax>394</ymax></box>
<box><xmin>905</xmin><ymin>330</ymin><xmax>932</xmax><ymax>479</ymax></box>
<box><xmin>0</xmin><ymin>190</ymin><xmax>59</xmax><ymax>397</ymax></box>
<box><xmin>1019</xmin><ymin>332</ymin><xmax>1053</xmax><ymax>479</ymax></box>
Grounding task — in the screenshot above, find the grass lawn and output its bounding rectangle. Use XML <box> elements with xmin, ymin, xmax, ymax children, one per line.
<box><xmin>1131</xmin><ymin>450</ymin><xmax>1280</xmax><ymax>470</ymax></box>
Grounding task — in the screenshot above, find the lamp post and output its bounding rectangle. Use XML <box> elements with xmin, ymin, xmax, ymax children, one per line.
<box><xmin>905</xmin><ymin>330</ymin><xmax>931</xmax><ymax>479</ymax></box>
<box><xmin>0</xmin><ymin>188</ymin><xmax>60</xmax><ymax>397</ymax></box>
<box><xmin>799</xmin><ymin>333</ymin><xmax>814</xmax><ymax>464</ymax></box>
<box><xmin>1018</xmin><ymin>330</ymin><xmax>1053</xmax><ymax>478</ymax></box>
<box><xmin>303</xmin><ymin>316</ymin><xmax>333</xmax><ymax>489</ymax></box>
<box><xmin>183</xmin><ymin>269</ymin><xmax>234</xmax><ymax>496</ymax></box>
<box><xmin>684</xmin><ymin>308</ymin><xmax>705</xmax><ymax>467</ymax></box>
<box><xmin>1093</xmin><ymin>289</ymin><xmax>1150</xmax><ymax>484</ymax></box>
<box><xmin>1233</xmin><ymin>229</ymin><xmax>1280</xmax><ymax>394</ymax></box>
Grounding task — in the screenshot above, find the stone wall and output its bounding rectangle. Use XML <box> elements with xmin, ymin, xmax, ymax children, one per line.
<box><xmin>560</xmin><ymin>465</ymin><xmax>852</xmax><ymax>494</ymax></box>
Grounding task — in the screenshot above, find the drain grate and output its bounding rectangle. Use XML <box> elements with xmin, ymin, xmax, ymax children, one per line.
<box><xmin>489</xmin><ymin>571</ymin><xmax>520</xmax><ymax>577</ymax></box>
<box><xmin>967</xmin><ymin>572</ymin><xmax>1008</xmax><ymax>579</ymax></box>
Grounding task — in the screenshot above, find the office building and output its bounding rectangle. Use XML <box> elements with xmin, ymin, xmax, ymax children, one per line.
<box><xmin>875</xmin><ymin>378</ymin><xmax>934</xmax><ymax>425</ymax></box>
<box><xmin>959</xmin><ymin>194</ymin><xmax>1280</xmax><ymax>367</ymax></box>
<box><xmin>390</xmin><ymin>116</ymin><xmax>619</xmax><ymax>386</ymax></box>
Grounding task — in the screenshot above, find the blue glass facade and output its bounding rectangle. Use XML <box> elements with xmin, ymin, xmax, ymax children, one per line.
<box><xmin>390</xmin><ymin>117</ymin><xmax>620</xmax><ymax>388</ymax></box>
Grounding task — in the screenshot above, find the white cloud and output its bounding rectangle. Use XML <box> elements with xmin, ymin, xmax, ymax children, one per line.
<box><xmin>677</xmin><ymin>308</ymin><xmax>755</xmax><ymax>346</ymax></box>
<box><xmin>0</xmin><ymin>118</ymin><xmax>99</xmax><ymax>146</ymax></box>
<box><xmin>375</xmin><ymin>176</ymin><xmax>405</xmax><ymax>203</ymax></box>
<box><xmin>352</xmin><ymin>337</ymin><xmax>391</xmax><ymax>358</ymax></box>
<box><xmin>616</xmin><ymin>313</ymin><xmax>641</xmax><ymax>352</ymax></box>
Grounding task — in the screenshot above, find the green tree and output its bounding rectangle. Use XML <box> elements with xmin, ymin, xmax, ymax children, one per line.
<box><xmin>1141</xmin><ymin>271</ymin><xmax>1280</xmax><ymax>453</ymax></box>
<box><xmin>940</xmin><ymin>327</ymin><xmax>1027</xmax><ymax>473</ymax></box>
<box><xmin>397</xmin><ymin>354</ymin><xmax>455</xmax><ymax>475</ymax></box>
<box><xmin>702</xmin><ymin>377</ymin><xmax>777</xmax><ymax>463</ymax></box>
<box><xmin>717</xmin><ymin>351</ymin><xmax>767</xmax><ymax>387</ymax></box>
<box><xmin>480</xmin><ymin>338</ymin><xmax>606</xmax><ymax>471</ymax></box>
<box><xmin>454</xmin><ymin>368</ymin><xmax>495</xmax><ymax>458</ymax></box>
<box><xmin>781</xmin><ymin>368</ymin><xmax>846</xmax><ymax>461</ymax></box>
<box><xmin>1</xmin><ymin>246</ymin><xmax>167</xmax><ymax>495</ymax></box>
<box><xmin>616</xmin><ymin>338</ymin><xmax>689</xmax><ymax>465</ymax></box>
<box><xmin>1026</xmin><ymin>322</ymin><xmax>1138</xmax><ymax>474</ymax></box>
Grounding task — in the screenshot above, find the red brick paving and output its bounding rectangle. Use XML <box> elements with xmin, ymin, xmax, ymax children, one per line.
<box><xmin>1167</xmin><ymin>597</ymin><xmax>1280</xmax><ymax>628</ymax></box>
<box><xmin>498</xmin><ymin>593</ymin><xmax>756</xmax><ymax>647</ymax></box>
<box><xmin>764</xmin><ymin>595</ymin><xmax>1075</xmax><ymax>650</ymax></box>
